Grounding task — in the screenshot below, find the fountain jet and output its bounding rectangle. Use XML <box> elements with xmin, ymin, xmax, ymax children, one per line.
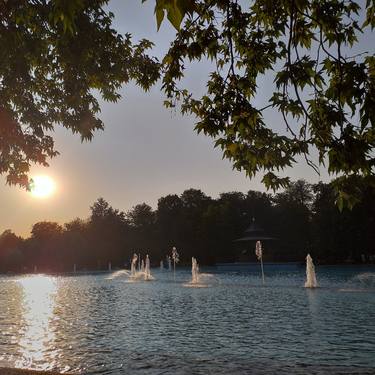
<box><xmin>191</xmin><ymin>257</ymin><xmax>200</xmax><ymax>284</ymax></box>
<box><xmin>255</xmin><ymin>241</ymin><xmax>265</xmax><ymax>284</ymax></box>
<box><xmin>167</xmin><ymin>255</ymin><xmax>172</xmax><ymax>271</ymax></box>
<box><xmin>145</xmin><ymin>255</ymin><xmax>152</xmax><ymax>281</ymax></box>
<box><xmin>131</xmin><ymin>253</ymin><xmax>138</xmax><ymax>278</ymax></box>
<box><xmin>305</xmin><ymin>253</ymin><xmax>318</xmax><ymax>288</ymax></box>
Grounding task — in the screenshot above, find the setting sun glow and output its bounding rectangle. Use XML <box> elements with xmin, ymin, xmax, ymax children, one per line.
<box><xmin>30</xmin><ymin>175</ymin><xmax>56</xmax><ymax>198</ymax></box>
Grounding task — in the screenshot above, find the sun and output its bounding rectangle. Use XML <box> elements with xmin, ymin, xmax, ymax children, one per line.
<box><xmin>30</xmin><ymin>175</ymin><xmax>56</xmax><ymax>198</ymax></box>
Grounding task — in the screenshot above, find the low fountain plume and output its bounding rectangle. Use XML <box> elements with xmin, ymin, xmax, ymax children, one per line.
<box><xmin>145</xmin><ymin>255</ymin><xmax>152</xmax><ymax>281</ymax></box>
<box><xmin>129</xmin><ymin>253</ymin><xmax>153</xmax><ymax>281</ymax></box>
<box><xmin>183</xmin><ymin>257</ymin><xmax>212</xmax><ymax>287</ymax></box>
<box><xmin>160</xmin><ymin>260</ymin><xmax>164</xmax><ymax>270</ymax></box>
<box><xmin>131</xmin><ymin>253</ymin><xmax>138</xmax><ymax>278</ymax></box>
<box><xmin>191</xmin><ymin>257</ymin><xmax>200</xmax><ymax>284</ymax></box>
<box><xmin>167</xmin><ymin>255</ymin><xmax>172</xmax><ymax>271</ymax></box>
<box><xmin>305</xmin><ymin>253</ymin><xmax>318</xmax><ymax>288</ymax></box>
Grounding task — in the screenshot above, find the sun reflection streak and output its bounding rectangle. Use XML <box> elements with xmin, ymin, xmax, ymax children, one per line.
<box><xmin>15</xmin><ymin>275</ymin><xmax>57</xmax><ymax>370</ymax></box>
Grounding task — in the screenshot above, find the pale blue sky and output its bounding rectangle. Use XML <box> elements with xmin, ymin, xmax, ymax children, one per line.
<box><xmin>1</xmin><ymin>0</ymin><xmax>372</xmax><ymax>236</ymax></box>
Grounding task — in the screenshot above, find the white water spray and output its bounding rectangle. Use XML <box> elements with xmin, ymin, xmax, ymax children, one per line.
<box><xmin>172</xmin><ymin>247</ymin><xmax>179</xmax><ymax>280</ymax></box>
<box><xmin>191</xmin><ymin>257</ymin><xmax>200</xmax><ymax>284</ymax></box>
<box><xmin>167</xmin><ymin>255</ymin><xmax>172</xmax><ymax>271</ymax></box>
<box><xmin>160</xmin><ymin>260</ymin><xmax>164</xmax><ymax>270</ymax></box>
<box><xmin>145</xmin><ymin>255</ymin><xmax>152</xmax><ymax>281</ymax></box>
<box><xmin>255</xmin><ymin>241</ymin><xmax>265</xmax><ymax>284</ymax></box>
<box><xmin>131</xmin><ymin>253</ymin><xmax>138</xmax><ymax>277</ymax></box>
<box><xmin>130</xmin><ymin>253</ymin><xmax>153</xmax><ymax>281</ymax></box>
<box><xmin>305</xmin><ymin>253</ymin><xmax>318</xmax><ymax>288</ymax></box>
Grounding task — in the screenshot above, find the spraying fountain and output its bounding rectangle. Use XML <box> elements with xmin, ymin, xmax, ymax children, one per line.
<box><xmin>305</xmin><ymin>253</ymin><xmax>318</xmax><ymax>288</ymax></box>
<box><xmin>183</xmin><ymin>256</ymin><xmax>211</xmax><ymax>287</ymax></box>
<box><xmin>129</xmin><ymin>253</ymin><xmax>153</xmax><ymax>281</ymax></box>
<box><xmin>172</xmin><ymin>247</ymin><xmax>179</xmax><ymax>280</ymax></box>
<box><xmin>131</xmin><ymin>253</ymin><xmax>138</xmax><ymax>278</ymax></box>
<box><xmin>191</xmin><ymin>257</ymin><xmax>200</xmax><ymax>284</ymax></box>
<box><xmin>255</xmin><ymin>240</ymin><xmax>265</xmax><ymax>284</ymax></box>
<box><xmin>160</xmin><ymin>260</ymin><xmax>164</xmax><ymax>270</ymax></box>
<box><xmin>144</xmin><ymin>255</ymin><xmax>152</xmax><ymax>281</ymax></box>
<box><xmin>167</xmin><ymin>255</ymin><xmax>172</xmax><ymax>271</ymax></box>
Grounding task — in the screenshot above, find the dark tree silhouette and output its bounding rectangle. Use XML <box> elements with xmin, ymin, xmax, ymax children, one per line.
<box><xmin>1</xmin><ymin>179</ymin><xmax>375</xmax><ymax>273</ymax></box>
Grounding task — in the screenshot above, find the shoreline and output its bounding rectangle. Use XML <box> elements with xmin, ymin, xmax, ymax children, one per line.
<box><xmin>1</xmin><ymin>262</ymin><xmax>375</xmax><ymax>276</ymax></box>
<box><xmin>0</xmin><ymin>369</ymin><xmax>67</xmax><ymax>375</ymax></box>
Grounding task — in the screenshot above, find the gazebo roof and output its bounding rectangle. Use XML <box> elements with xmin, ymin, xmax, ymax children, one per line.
<box><xmin>234</xmin><ymin>217</ymin><xmax>276</xmax><ymax>242</ymax></box>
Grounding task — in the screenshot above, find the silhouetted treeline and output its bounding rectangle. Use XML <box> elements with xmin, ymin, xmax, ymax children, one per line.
<box><xmin>1</xmin><ymin>180</ymin><xmax>375</xmax><ymax>273</ymax></box>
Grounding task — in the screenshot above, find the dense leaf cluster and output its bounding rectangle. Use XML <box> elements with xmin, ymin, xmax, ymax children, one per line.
<box><xmin>159</xmin><ymin>0</ymin><xmax>375</xmax><ymax>207</ymax></box>
<box><xmin>1</xmin><ymin>179</ymin><xmax>374</xmax><ymax>273</ymax></box>
<box><xmin>1</xmin><ymin>1</ymin><xmax>375</xmax><ymax>209</ymax></box>
<box><xmin>0</xmin><ymin>0</ymin><xmax>159</xmax><ymax>186</ymax></box>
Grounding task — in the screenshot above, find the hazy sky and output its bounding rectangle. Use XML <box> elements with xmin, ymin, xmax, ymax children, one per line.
<box><xmin>1</xmin><ymin>1</ymin><xmax>372</xmax><ymax>237</ymax></box>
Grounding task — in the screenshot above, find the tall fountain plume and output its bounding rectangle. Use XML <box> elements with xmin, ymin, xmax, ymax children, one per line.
<box><xmin>172</xmin><ymin>247</ymin><xmax>179</xmax><ymax>280</ymax></box>
<box><xmin>167</xmin><ymin>255</ymin><xmax>172</xmax><ymax>271</ymax></box>
<box><xmin>141</xmin><ymin>259</ymin><xmax>145</xmax><ymax>273</ymax></box>
<box><xmin>131</xmin><ymin>253</ymin><xmax>138</xmax><ymax>277</ymax></box>
<box><xmin>305</xmin><ymin>253</ymin><xmax>318</xmax><ymax>288</ymax></box>
<box><xmin>191</xmin><ymin>257</ymin><xmax>200</xmax><ymax>284</ymax></box>
<box><xmin>255</xmin><ymin>240</ymin><xmax>265</xmax><ymax>284</ymax></box>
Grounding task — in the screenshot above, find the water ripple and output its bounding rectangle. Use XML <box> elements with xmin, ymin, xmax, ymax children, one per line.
<box><xmin>0</xmin><ymin>266</ymin><xmax>374</xmax><ymax>374</ymax></box>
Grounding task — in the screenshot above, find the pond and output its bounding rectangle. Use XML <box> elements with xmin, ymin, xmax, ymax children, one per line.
<box><xmin>0</xmin><ymin>264</ymin><xmax>374</xmax><ymax>374</ymax></box>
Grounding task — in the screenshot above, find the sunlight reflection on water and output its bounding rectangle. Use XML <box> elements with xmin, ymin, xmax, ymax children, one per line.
<box><xmin>0</xmin><ymin>266</ymin><xmax>375</xmax><ymax>374</ymax></box>
<box><xmin>15</xmin><ymin>276</ymin><xmax>57</xmax><ymax>370</ymax></box>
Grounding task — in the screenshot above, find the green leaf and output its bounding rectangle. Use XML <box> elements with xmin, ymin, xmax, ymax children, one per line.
<box><xmin>156</xmin><ymin>6</ymin><xmax>165</xmax><ymax>30</ymax></box>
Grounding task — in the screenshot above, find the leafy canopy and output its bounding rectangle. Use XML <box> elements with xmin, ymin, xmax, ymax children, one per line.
<box><xmin>154</xmin><ymin>0</ymin><xmax>375</xmax><ymax>208</ymax></box>
<box><xmin>0</xmin><ymin>0</ymin><xmax>159</xmax><ymax>187</ymax></box>
<box><xmin>1</xmin><ymin>0</ymin><xmax>375</xmax><ymax>209</ymax></box>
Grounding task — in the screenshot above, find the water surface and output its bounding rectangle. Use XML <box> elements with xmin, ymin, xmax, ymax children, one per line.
<box><xmin>0</xmin><ymin>265</ymin><xmax>374</xmax><ymax>374</ymax></box>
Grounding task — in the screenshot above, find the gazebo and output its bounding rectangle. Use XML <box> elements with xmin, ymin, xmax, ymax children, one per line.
<box><xmin>233</xmin><ymin>218</ymin><xmax>276</xmax><ymax>260</ymax></box>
